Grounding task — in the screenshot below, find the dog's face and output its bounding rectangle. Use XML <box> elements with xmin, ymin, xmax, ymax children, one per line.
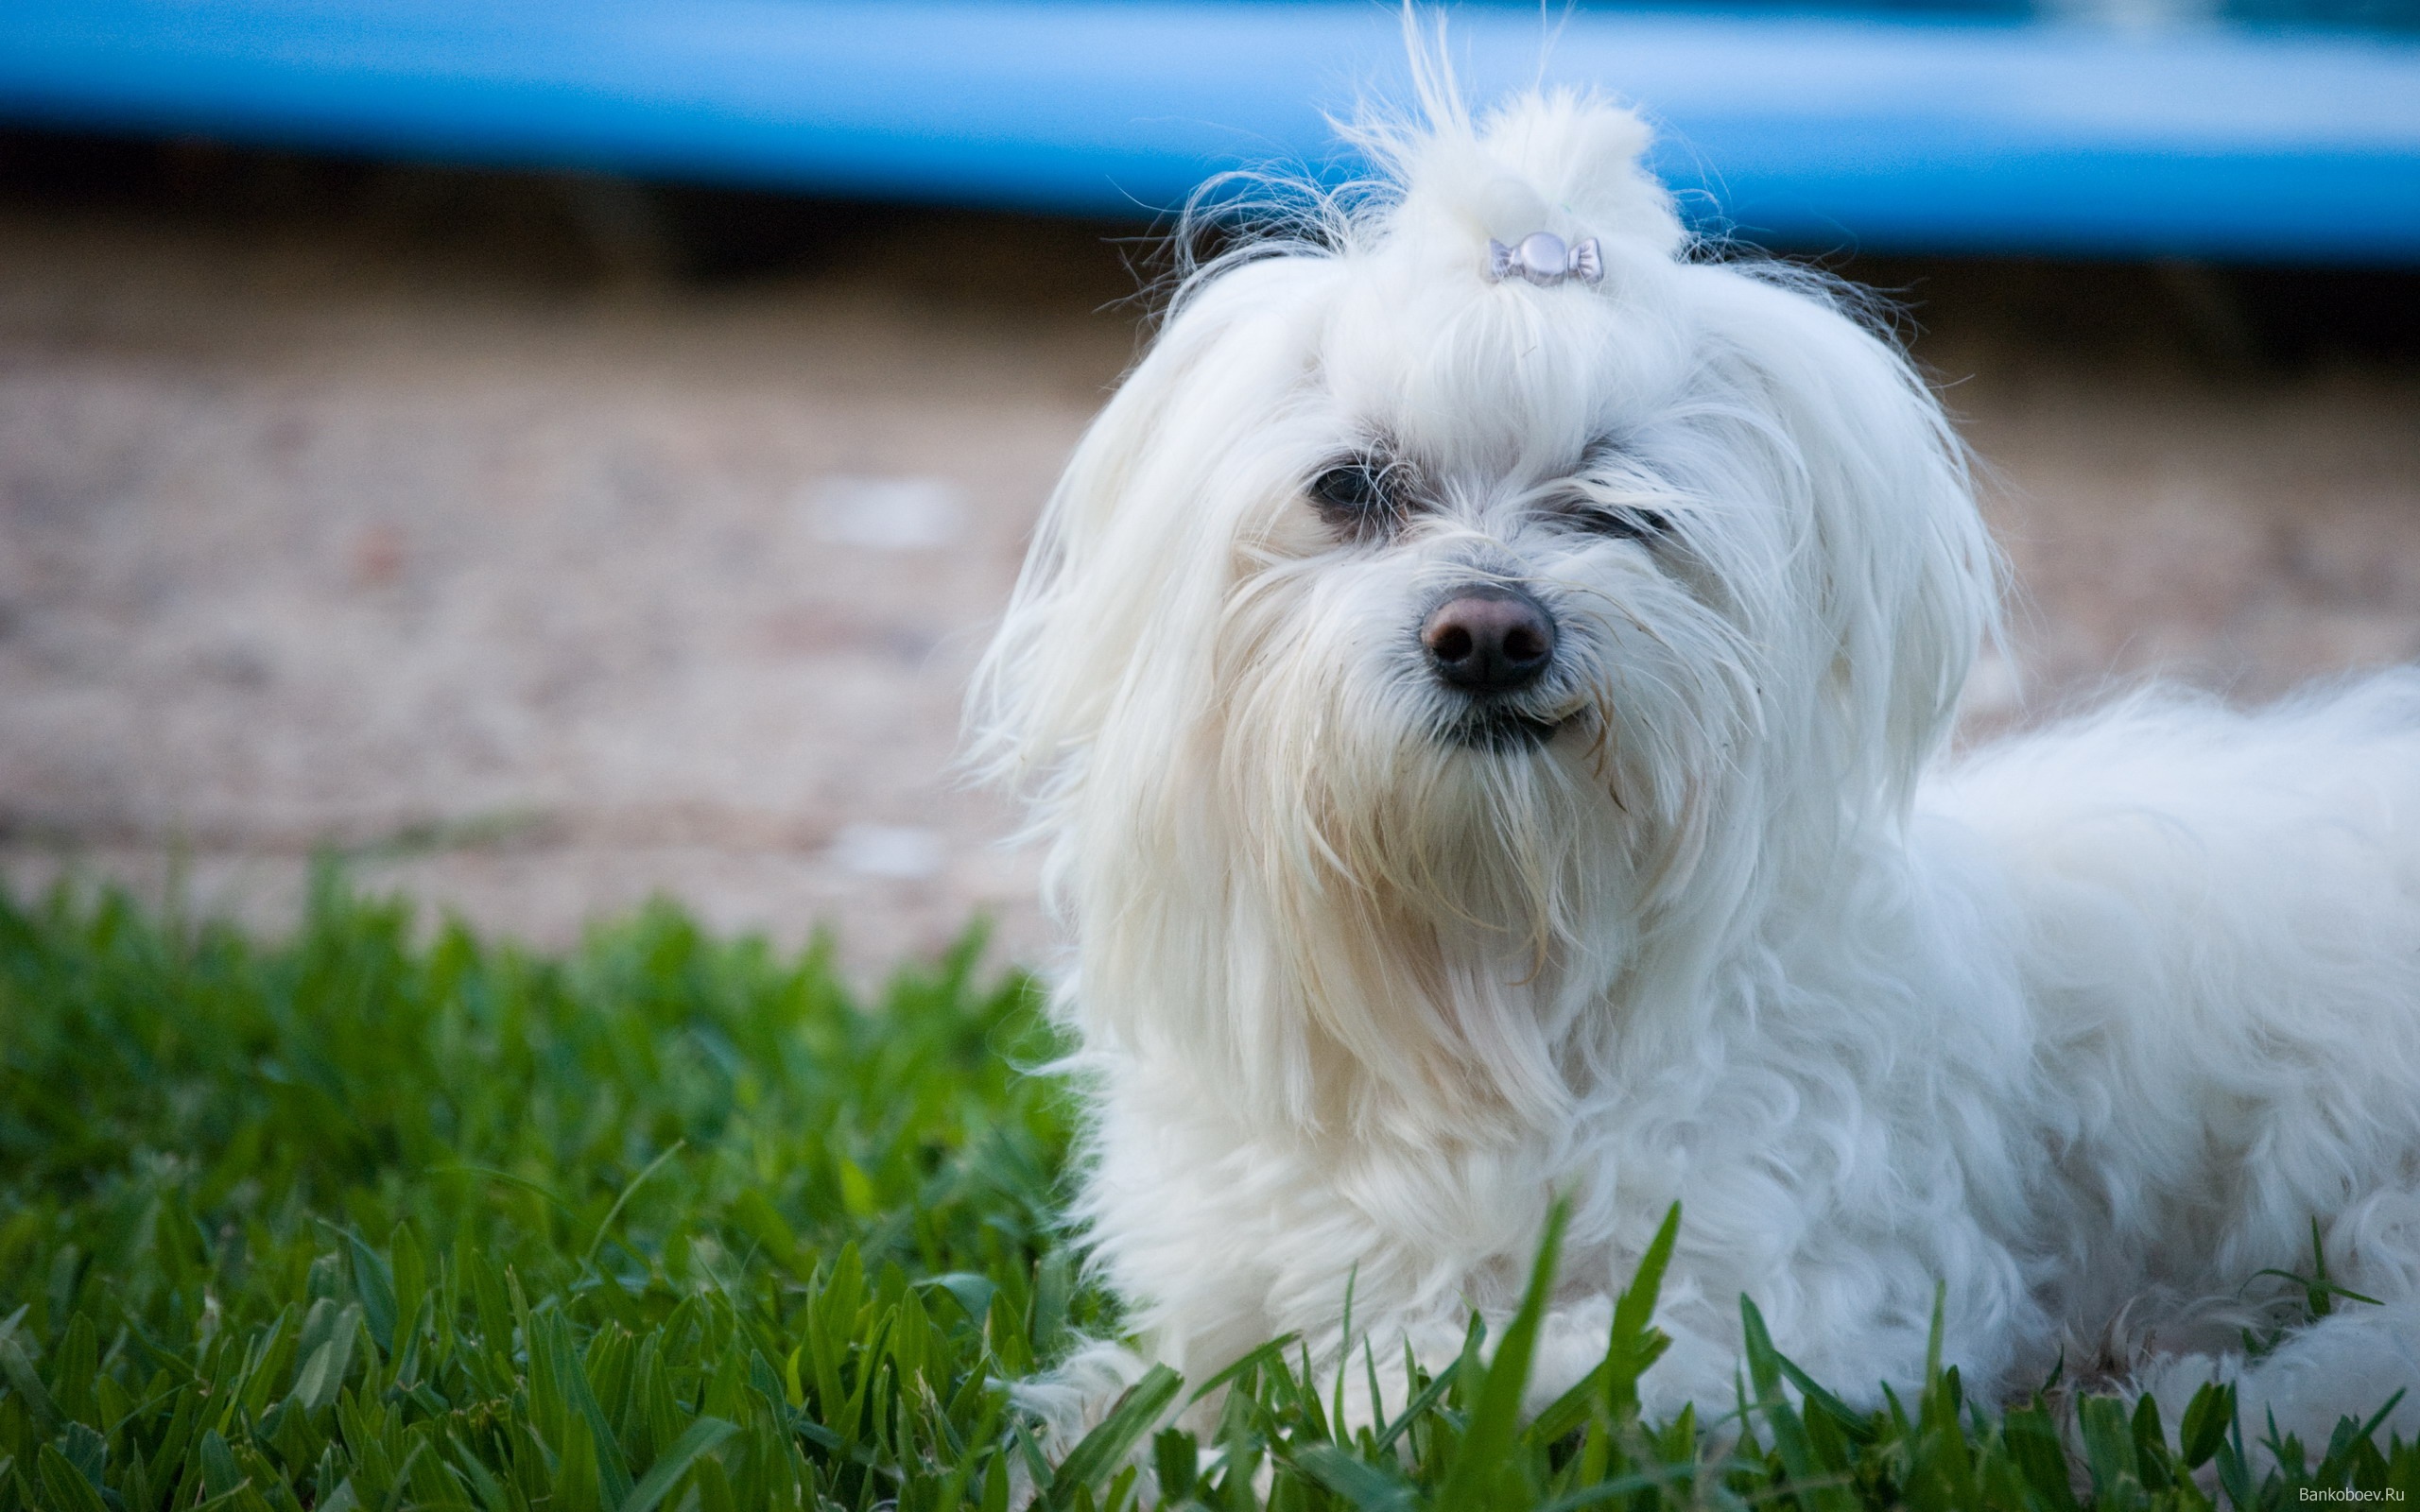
<box><xmin>976</xmin><ymin>91</ymin><xmax>1995</xmax><ymax>1124</ymax></box>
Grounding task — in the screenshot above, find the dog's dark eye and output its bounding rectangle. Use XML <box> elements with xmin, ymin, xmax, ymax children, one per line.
<box><xmin>1580</xmin><ymin>507</ymin><xmax>1670</xmax><ymax>542</ymax></box>
<box><xmin>1306</xmin><ymin>460</ymin><xmax>1399</xmax><ymax>537</ymax></box>
<box><xmin>1310</xmin><ymin>463</ymin><xmax>1386</xmax><ymax>512</ymax></box>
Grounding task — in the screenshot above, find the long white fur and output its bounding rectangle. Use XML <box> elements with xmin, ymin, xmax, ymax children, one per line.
<box><xmin>968</xmin><ymin>61</ymin><xmax>2420</xmax><ymax>1449</ymax></box>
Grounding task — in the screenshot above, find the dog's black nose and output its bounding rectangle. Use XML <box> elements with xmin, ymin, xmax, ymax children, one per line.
<box><xmin>1422</xmin><ymin>587</ymin><xmax>1555</xmax><ymax>694</ymax></box>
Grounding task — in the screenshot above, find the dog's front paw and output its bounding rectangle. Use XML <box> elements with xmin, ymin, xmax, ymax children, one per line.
<box><xmin>2129</xmin><ymin>1303</ymin><xmax>2420</xmax><ymax>1467</ymax></box>
<box><xmin>1007</xmin><ymin>1337</ymin><xmax>1175</xmax><ymax>1502</ymax></box>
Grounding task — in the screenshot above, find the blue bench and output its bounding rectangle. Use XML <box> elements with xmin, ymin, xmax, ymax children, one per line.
<box><xmin>3</xmin><ymin>0</ymin><xmax>2416</xmax><ymax>262</ymax></box>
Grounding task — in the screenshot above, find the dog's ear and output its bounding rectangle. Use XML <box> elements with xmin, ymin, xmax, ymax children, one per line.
<box><xmin>1708</xmin><ymin>273</ymin><xmax>1998</xmax><ymax>808</ymax></box>
<box><xmin>966</xmin><ymin>266</ymin><xmax>1316</xmax><ymax>797</ymax></box>
<box><xmin>963</xmin><ymin>351</ymin><xmax>1165</xmax><ymax>796</ymax></box>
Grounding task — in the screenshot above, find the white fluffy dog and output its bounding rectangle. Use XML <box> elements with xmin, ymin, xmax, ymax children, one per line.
<box><xmin>970</xmin><ymin>72</ymin><xmax>2420</xmax><ymax>1446</ymax></box>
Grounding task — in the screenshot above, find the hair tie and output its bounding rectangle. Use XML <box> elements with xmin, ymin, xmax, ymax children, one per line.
<box><xmin>1485</xmin><ymin>232</ymin><xmax>1602</xmax><ymax>287</ymax></box>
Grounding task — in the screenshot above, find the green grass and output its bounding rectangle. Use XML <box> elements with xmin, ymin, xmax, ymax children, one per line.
<box><xmin>0</xmin><ymin>873</ymin><xmax>2412</xmax><ymax>1511</ymax></box>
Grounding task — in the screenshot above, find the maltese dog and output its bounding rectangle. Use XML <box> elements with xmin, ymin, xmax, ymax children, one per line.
<box><xmin>969</xmin><ymin>70</ymin><xmax>2420</xmax><ymax>1447</ymax></box>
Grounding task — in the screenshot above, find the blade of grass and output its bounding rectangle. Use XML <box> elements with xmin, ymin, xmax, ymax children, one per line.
<box><xmin>1437</xmin><ymin>1201</ymin><xmax>1568</xmax><ymax>1512</ymax></box>
<box><xmin>618</xmin><ymin>1416</ymin><xmax>736</xmax><ymax>1512</ymax></box>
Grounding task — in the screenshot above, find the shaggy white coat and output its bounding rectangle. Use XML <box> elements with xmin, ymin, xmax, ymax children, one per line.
<box><xmin>969</xmin><ymin>69</ymin><xmax>2420</xmax><ymax>1447</ymax></box>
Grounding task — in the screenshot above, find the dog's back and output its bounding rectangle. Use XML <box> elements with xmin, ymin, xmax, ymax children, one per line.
<box><xmin>1925</xmin><ymin>673</ymin><xmax>2420</xmax><ymax>1412</ymax></box>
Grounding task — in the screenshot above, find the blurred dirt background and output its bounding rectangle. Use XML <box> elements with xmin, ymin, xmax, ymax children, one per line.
<box><xmin>3</xmin><ymin>133</ymin><xmax>2417</xmax><ymax>973</ymax></box>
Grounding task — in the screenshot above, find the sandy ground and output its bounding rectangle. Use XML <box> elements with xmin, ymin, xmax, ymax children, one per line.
<box><xmin>2</xmin><ymin>156</ymin><xmax>2416</xmax><ymax>974</ymax></box>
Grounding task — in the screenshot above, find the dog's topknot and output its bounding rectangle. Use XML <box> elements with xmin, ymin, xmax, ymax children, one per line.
<box><xmin>1373</xmin><ymin>85</ymin><xmax>1684</xmax><ymax>266</ymax></box>
<box><xmin>1171</xmin><ymin>31</ymin><xmax>1686</xmax><ymax>305</ymax></box>
<box><xmin>1324</xmin><ymin>20</ymin><xmax>1685</xmax><ymax>286</ymax></box>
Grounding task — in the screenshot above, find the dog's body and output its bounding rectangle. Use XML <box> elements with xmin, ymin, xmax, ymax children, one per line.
<box><xmin>972</xmin><ymin>77</ymin><xmax>2420</xmax><ymax>1441</ymax></box>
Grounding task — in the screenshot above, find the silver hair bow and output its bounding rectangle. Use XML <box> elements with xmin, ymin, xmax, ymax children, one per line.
<box><xmin>1485</xmin><ymin>232</ymin><xmax>1602</xmax><ymax>287</ymax></box>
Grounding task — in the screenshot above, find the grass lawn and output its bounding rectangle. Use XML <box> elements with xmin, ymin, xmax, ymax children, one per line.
<box><xmin>0</xmin><ymin>873</ymin><xmax>2411</xmax><ymax>1511</ymax></box>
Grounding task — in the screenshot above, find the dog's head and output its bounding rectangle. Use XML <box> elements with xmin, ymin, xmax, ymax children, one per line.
<box><xmin>974</xmin><ymin>82</ymin><xmax>1994</xmax><ymax>1130</ymax></box>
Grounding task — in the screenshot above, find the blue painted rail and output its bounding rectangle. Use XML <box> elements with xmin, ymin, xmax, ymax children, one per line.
<box><xmin>3</xmin><ymin>0</ymin><xmax>2418</xmax><ymax>262</ymax></box>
